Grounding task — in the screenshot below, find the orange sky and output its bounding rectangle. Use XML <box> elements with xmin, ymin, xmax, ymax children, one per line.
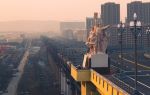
<box><xmin>0</xmin><ymin>0</ymin><xmax>149</xmax><ymax>22</ymax></box>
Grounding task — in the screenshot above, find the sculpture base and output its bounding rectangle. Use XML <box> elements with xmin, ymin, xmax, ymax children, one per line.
<box><xmin>91</xmin><ymin>53</ymin><xmax>110</xmax><ymax>74</ymax></box>
<box><xmin>91</xmin><ymin>53</ymin><xmax>108</xmax><ymax>68</ymax></box>
<box><xmin>82</xmin><ymin>53</ymin><xmax>110</xmax><ymax>74</ymax></box>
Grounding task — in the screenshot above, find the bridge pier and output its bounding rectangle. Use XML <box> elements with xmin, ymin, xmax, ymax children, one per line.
<box><xmin>81</xmin><ymin>82</ymin><xmax>100</xmax><ymax>95</ymax></box>
<box><xmin>60</xmin><ymin>68</ymin><xmax>77</xmax><ymax>95</ymax></box>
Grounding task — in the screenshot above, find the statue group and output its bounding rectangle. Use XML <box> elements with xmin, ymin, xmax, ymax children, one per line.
<box><xmin>82</xmin><ymin>12</ymin><xmax>110</xmax><ymax>69</ymax></box>
<box><xmin>86</xmin><ymin>25</ymin><xmax>110</xmax><ymax>55</ymax></box>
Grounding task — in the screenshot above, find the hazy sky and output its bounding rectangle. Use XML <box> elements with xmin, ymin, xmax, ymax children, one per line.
<box><xmin>0</xmin><ymin>0</ymin><xmax>149</xmax><ymax>22</ymax></box>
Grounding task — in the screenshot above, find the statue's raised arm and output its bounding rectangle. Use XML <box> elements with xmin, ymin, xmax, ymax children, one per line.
<box><xmin>101</xmin><ymin>25</ymin><xmax>110</xmax><ymax>31</ymax></box>
<box><xmin>96</xmin><ymin>25</ymin><xmax>110</xmax><ymax>53</ymax></box>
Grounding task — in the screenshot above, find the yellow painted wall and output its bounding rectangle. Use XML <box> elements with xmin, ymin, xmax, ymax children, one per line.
<box><xmin>71</xmin><ymin>64</ymin><xmax>129</xmax><ymax>95</ymax></box>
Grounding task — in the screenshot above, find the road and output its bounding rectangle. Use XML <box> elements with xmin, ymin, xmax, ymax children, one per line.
<box><xmin>109</xmin><ymin>52</ymin><xmax>150</xmax><ymax>95</ymax></box>
<box><xmin>2</xmin><ymin>40</ymin><xmax>31</xmax><ymax>95</ymax></box>
<box><xmin>17</xmin><ymin>40</ymin><xmax>59</xmax><ymax>95</ymax></box>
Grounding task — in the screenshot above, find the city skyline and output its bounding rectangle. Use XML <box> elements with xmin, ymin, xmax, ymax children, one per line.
<box><xmin>0</xmin><ymin>0</ymin><xmax>149</xmax><ymax>22</ymax></box>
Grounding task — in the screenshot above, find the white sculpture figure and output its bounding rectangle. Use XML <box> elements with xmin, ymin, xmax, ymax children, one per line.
<box><xmin>86</xmin><ymin>25</ymin><xmax>110</xmax><ymax>55</ymax></box>
<box><xmin>83</xmin><ymin>25</ymin><xmax>110</xmax><ymax>68</ymax></box>
<box><xmin>82</xmin><ymin>12</ymin><xmax>110</xmax><ymax>69</ymax></box>
<box><xmin>96</xmin><ymin>25</ymin><xmax>110</xmax><ymax>53</ymax></box>
<box><xmin>86</xmin><ymin>26</ymin><xmax>97</xmax><ymax>55</ymax></box>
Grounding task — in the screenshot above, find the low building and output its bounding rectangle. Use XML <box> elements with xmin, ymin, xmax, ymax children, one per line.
<box><xmin>74</xmin><ymin>29</ymin><xmax>86</xmax><ymax>42</ymax></box>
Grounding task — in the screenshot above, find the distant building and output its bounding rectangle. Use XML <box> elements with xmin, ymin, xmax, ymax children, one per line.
<box><xmin>62</xmin><ymin>29</ymin><xmax>74</xmax><ymax>40</ymax></box>
<box><xmin>86</xmin><ymin>17</ymin><xmax>101</xmax><ymax>38</ymax></box>
<box><xmin>86</xmin><ymin>17</ymin><xmax>94</xmax><ymax>35</ymax></box>
<box><xmin>74</xmin><ymin>29</ymin><xmax>86</xmax><ymax>42</ymax></box>
<box><xmin>60</xmin><ymin>22</ymin><xmax>85</xmax><ymax>32</ymax></box>
<box><xmin>127</xmin><ymin>1</ymin><xmax>143</xmax><ymax>22</ymax></box>
<box><xmin>142</xmin><ymin>26</ymin><xmax>150</xmax><ymax>49</ymax></box>
<box><xmin>142</xmin><ymin>2</ymin><xmax>150</xmax><ymax>25</ymax></box>
<box><xmin>107</xmin><ymin>26</ymin><xmax>146</xmax><ymax>51</ymax></box>
<box><xmin>101</xmin><ymin>2</ymin><xmax>120</xmax><ymax>25</ymax></box>
<box><xmin>0</xmin><ymin>33</ymin><xmax>23</xmax><ymax>43</ymax></box>
<box><xmin>60</xmin><ymin>22</ymin><xmax>85</xmax><ymax>39</ymax></box>
<box><xmin>127</xmin><ymin>1</ymin><xmax>150</xmax><ymax>24</ymax></box>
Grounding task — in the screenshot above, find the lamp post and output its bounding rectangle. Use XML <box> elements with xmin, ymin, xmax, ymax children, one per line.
<box><xmin>146</xmin><ymin>27</ymin><xmax>150</xmax><ymax>53</ymax></box>
<box><xmin>129</xmin><ymin>13</ymin><xmax>142</xmax><ymax>95</ymax></box>
<box><xmin>117</xmin><ymin>22</ymin><xmax>125</xmax><ymax>76</ymax></box>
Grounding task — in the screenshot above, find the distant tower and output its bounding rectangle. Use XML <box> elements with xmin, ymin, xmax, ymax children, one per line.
<box><xmin>101</xmin><ymin>2</ymin><xmax>120</xmax><ymax>25</ymax></box>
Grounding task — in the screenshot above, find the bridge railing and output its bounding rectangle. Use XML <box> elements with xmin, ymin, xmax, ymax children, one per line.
<box><xmin>71</xmin><ymin>64</ymin><xmax>90</xmax><ymax>82</ymax></box>
<box><xmin>90</xmin><ymin>70</ymin><xmax>130</xmax><ymax>95</ymax></box>
<box><xmin>71</xmin><ymin>64</ymin><xmax>130</xmax><ymax>95</ymax></box>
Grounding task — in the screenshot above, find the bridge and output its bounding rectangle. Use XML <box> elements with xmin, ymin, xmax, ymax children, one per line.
<box><xmin>42</xmin><ymin>37</ymin><xmax>150</xmax><ymax>95</ymax></box>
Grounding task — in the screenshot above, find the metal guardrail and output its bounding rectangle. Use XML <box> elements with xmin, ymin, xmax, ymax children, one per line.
<box><xmin>90</xmin><ymin>69</ymin><xmax>130</xmax><ymax>95</ymax></box>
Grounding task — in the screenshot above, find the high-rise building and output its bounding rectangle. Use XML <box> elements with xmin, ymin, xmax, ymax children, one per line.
<box><xmin>142</xmin><ymin>3</ymin><xmax>150</xmax><ymax>25</ymax></box>
<box><xmin>127</xmin><ymin>1</ymin><xmax>143</xmax><ymax>22</ymax></box>
<box><xmin>107</xmin><ymin>26</ymin><xmax>144</xmax><ymax>51</ymax></box>
<box><xmin>86</xmin><ymin>17</ymin><xmax>101</xmax><ymax>38</ymax></box>
<box><xmin>86</xmin><ymin>17</ymin><xmax>94</xmax><ymax>35</ymax></box>
<box><xmin>101</xmin><ymin>2</ymin><xmax>120</xmax><ymax>25</ymax></box>
<box><xmin>127</xmin><ymin>1</ymin><xmax>150</xmax><ymax>24</ymax></box>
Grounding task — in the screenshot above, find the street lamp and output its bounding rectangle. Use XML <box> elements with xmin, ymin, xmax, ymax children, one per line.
<box><xmin>117</xmin><ymin>21</ymin><xmax>125</xmax><ymax>76</ymax></box>
<box><xmin>129</xmin><ymin>13</ymin><xmax>142</xmax><ymax>95</ymax></box>
<box><xmin>146</xmin><ymin>27</ymin><xmax>150</xmax><ymax>53</ymax></box>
